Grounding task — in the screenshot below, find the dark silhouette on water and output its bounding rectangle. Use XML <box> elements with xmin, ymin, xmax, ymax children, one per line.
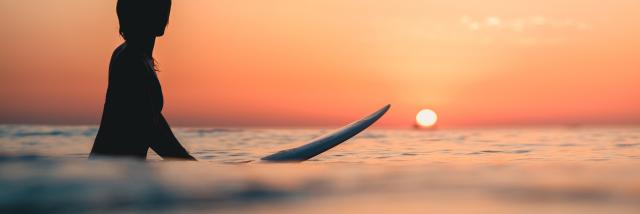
<box><xmin>90</xmin><ymin>0</ymin><xmax>195</xmax><ymax>160</ymax></box>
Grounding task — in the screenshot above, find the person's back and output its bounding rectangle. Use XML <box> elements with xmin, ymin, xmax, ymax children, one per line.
<box><xmin>91</xmin><ymin>44</ymin><xmax>159</xmax><ymax>158</ymax></box>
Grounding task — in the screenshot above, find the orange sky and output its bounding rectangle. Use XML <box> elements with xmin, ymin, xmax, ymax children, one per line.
<box><xmin>0</xmin><ymin>0</ymin><xmax>639</xmax><ymax>128</ymax></box>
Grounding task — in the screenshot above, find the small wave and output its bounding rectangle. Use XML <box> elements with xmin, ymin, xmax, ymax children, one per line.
<box><xmin>615</xmin><ymin>143</ymin><xmax>638</xmax><ymax>148</ymax></box>
<box><xmin>467</xmin><ymin>150</ymin><xmax>530</xmax><ymax>155</ymax></box>
<box><xmin>13</xmin><ymin>130</ymin><xmax>71</xmax><ymax>137</ymax></box>
<box><xmin>194</xmin><ymin>128</ymin><xmax>244</xmax><ymax>133</ymax></box>
<box><xmin>229</xmin><ymin>152</ymin><xmax>250</xmax><ymax>157</ymax></box>
<box><xmin>81</xmin><ymin>128</ymin><xmax>99</xmax><ymax>137</ymax></box>
<box><xmin>187</xmin><ymin>128</ymin><xmax>245</xmax><ymax>136</ymax></box>
<box><xmin>0</xmin><ymin>154</ymin><xmax>47</xmax><ymax>162</ymax></box>
<box><xmin>356</xmin><ymin>133</ymin><xmax>387</xmax><ymax>139</ymax></box>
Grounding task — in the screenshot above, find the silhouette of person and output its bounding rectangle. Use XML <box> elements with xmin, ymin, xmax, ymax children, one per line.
<box><xmin>90</xmin><ymin>0</ymin><xmax>195</xmax><ymax>160</ymax></box>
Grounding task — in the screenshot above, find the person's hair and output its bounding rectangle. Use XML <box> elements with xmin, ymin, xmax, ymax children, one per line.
<box><xmin>117</xmin><ymin>0</ymin><xmax>172</xmax><ymax>40</ymax></box>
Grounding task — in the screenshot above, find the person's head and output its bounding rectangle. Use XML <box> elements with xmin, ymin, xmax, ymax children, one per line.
<box><xmin>117</xmin><ymin>0</ymin><xmax>172</xmax><ymax>40</ymax></box>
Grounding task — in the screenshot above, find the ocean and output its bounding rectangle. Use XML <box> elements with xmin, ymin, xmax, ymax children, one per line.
<box><xmin>1</xmin><ymin>125</ymin><xmax>639</xmax><ymax>213</ymax></box>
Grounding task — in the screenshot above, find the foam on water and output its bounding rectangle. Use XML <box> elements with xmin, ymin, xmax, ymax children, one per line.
<box><xmin>1</xmin><ymin>125</ymin><xmax>639</xmax><ymax>213</ymax></box>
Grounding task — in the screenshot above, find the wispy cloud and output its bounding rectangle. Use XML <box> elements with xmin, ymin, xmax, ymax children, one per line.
<box><xmin>460</xmin><ymin>15</ymin><xmax>592</xmax><ymax>32</ymax></box>
<box><xmin>458</xmin><ymin>15</ymin><xmax>592</xmax><ymax>46</ymax></box>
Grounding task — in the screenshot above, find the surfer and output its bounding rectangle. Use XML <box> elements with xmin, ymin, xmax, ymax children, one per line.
<box><xmin>90</xmin><ymin>0</ymin><xmax>195</xmax><ymax>160</ymax></box>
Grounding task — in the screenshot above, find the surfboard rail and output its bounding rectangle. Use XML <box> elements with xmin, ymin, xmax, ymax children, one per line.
<box><xmin>261</xmin><ymin>104</ymin><xmax>391</xmax><ymax>162</ymax></box>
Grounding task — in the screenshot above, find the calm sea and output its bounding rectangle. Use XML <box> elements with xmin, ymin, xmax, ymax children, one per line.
<box><xmin>1</xmin><ymin>125</ymin><xmax>639</xmax><ymax>213</ymax></box>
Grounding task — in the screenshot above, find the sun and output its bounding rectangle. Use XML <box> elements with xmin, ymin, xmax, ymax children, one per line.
<box><xmin>416</xmin><ymin>109</ymin><xmax>438</xmax><ymax>128</ymax></box>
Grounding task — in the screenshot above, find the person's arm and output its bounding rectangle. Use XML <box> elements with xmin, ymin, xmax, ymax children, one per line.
<box><xmin>150</xmin><ymin>114</ymin><xmax>197</xmax><ymax>160</ymax></box>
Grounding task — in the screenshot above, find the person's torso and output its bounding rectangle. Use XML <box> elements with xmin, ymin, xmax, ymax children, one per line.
<box><xmin>105</xmin><ymin>43</ymin><xmax>164</xmax><ymax>113</ymax></box>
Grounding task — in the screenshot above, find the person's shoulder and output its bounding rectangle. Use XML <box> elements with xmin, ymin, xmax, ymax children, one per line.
<box><xmin>113</xmin><ymin>43</ymin><xmax>141</xmax><ymax>59</ymax></box>
<box><xmin>111</xmin><ymin>43</ymin><xmax>145</xmax><ymax>66</ymax></box>
<box><xmin>111</xmin><ymin>43</ymin><xmax>127</xmax><ymax>59</ymax></box>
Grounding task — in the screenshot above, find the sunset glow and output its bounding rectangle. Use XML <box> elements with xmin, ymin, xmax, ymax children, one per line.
<box><xmin>1</xmin><ymin>0</ymin><xmax>640</xmax><ymax>127</ymax></box>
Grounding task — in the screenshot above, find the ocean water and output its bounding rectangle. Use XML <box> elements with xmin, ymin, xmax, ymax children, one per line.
<box><xmin>1</xmin><ymin>124</ymin><xmax>639</xmax><ymax>213</ymax></box>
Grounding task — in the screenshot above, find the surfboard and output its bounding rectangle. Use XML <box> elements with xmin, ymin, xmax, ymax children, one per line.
<box><xmin>261</xmin><ymin>104</ymin><xmax>391</xmax><ymax>162</ymax></box>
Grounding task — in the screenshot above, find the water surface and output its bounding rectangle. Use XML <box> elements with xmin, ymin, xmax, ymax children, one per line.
<box><xmin>1</xmin><ymin>125</ymin><xmax>639</xmax><ymax>213</ymax></box>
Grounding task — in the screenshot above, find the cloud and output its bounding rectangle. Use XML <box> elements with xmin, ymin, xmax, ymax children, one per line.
<box><xmin>457</xmin><ymin>15</ymin><xmax>592</xmax><ymax>46</ymax></box>
<box><xmin>486</xmin><ymin>16</ymin><xmax>501</xmax><ymax>27</ymax></box>
<box><xmin>460</xmin><ymin>15</ymin><xmax>592</xmax><ymax>33</ymax></box>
